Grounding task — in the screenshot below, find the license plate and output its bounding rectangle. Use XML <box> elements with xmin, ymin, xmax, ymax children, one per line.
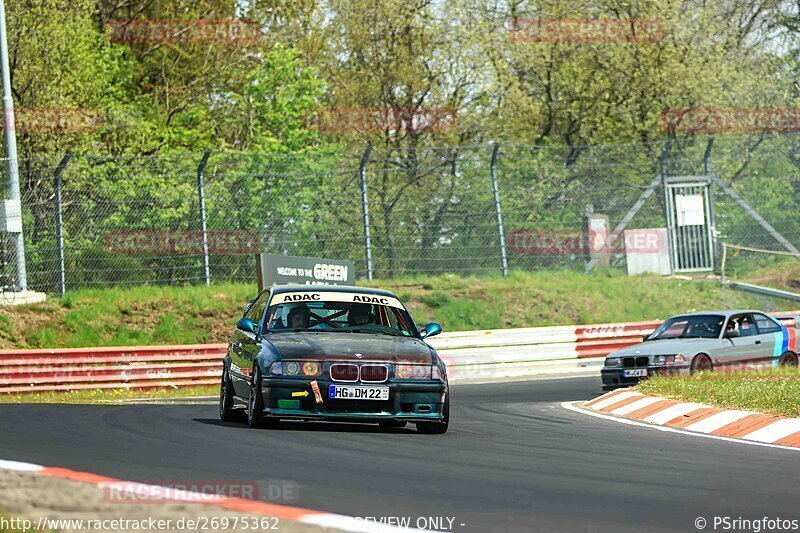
<box><xmin>623</xmin><ymin>369</ymin><xmax>648</xmax><ymax>378</ymax></box>
<box><xmin>328</xmin><ymin>385</ymin><xmax>389</xmax><ymax>401</ymax></box>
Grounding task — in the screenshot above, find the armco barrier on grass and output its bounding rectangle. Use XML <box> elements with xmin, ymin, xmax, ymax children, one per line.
<box><xmin>1</xmin><ymin>311</ymin><xmax>796</xmax><ymax>393</ymax></box>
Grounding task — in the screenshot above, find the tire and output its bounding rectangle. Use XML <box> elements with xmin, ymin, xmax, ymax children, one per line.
<box><xmin>690</xmin><ymin>354</ymin><xmax>713</xmax><ymax>374</ymax></box>
<box><xmin>219</xmin><ymin>367</ymin><xmax>244</xmax><ymax>422</ymax></box>
<box><xmin>779</xmin><ymin>351</ymin><xmax>799</xmax><ymax>367</ymax></box>
<box><xmin>247</xmin><ymin>367</ymin><xmax>279</xmax><ymax>429</ymax></box>
<box><xmin>379</xmin><ymin>420</ymin><xmax>407</xmax><ymax>429</ymax></box>
<box><xmin>416</xmin><ymin>395</ymin><xmax>449</xmax><ymax>435</ymax></box>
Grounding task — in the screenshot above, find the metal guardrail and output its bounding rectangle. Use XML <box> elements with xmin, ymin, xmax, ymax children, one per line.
<box><xmin>1</xmin><ymin>311</ymin><xmax>797</xmax><ymax>393</ymax></box>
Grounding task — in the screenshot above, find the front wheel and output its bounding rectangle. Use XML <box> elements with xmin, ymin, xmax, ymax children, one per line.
<box><xmin>779</xmin><ymin>351</ymin><xmax>799</xmax><ymax>366</ymax></box>
<box><xmin>247</xmin><ymin>367</ymin><xmax>279</xmax><ymax>429</ymax></box>
<box><xmin>690</xmin><ymin>354</ymin><xmax>713</xmax><ymax>374</ymax></box>
<box><xmin>219</xmin><ymin>367</ymin><xmax>244</xmax><ymax>422</ymax></box>
<box><xmin>416</xmin><ymin>395</ymin><xmax>449</xmax><ymax>435</ymax></box>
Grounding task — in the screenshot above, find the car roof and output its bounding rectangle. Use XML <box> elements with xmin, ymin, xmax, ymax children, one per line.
<box><xmin>670</xmin><ymin>310</ymin><xmax>766</xmax><ymax>318</ymax></box>
<box><xmin>269</xmin><ymin>284</ymin><xmax>399</xmax><ymax>298</ymax></box>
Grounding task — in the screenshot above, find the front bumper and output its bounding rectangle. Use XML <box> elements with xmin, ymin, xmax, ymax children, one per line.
<box><xmin>258</xmin><ymin>377</ymin><xmax>447</xmax><ymax>422</ymax></box>
<box><xmin>601</xmin><ymin>364</ymin><xmax>690</xmax><ymax>390</ymax></box>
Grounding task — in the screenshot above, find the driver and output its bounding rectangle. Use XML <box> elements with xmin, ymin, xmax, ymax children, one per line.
<box><xmin>348</xmin><ymin>303</ymin><xmax>372</xmax><ymax>326</ymax></box>
<box><xmin>287</xmin><ymin>304</ymin><xmax>310</xmax><ymax>329</ymax></box>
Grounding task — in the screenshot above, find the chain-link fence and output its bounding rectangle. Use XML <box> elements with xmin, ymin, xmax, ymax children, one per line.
<box><xmin>3</xmin><ymin>133</ymin><xmax>800</xmax><ymax>293</ymax></box>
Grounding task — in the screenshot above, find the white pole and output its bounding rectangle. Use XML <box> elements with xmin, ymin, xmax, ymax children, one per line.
<box><xmin>0</xmin><ymin>0</ymin><xmax>26</xmax><ymax>291</ymax></box>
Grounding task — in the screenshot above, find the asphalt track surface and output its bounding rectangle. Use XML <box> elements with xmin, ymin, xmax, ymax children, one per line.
<box><xmin>2</xmin><ymin>377</ymin><xmax>800</xmax><ymax>532</ymax></box>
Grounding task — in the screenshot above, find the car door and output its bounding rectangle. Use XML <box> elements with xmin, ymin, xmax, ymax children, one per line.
<box><xmin>723</xmin><ymin>313</ymin><xmax>761</xmax><ymax>366</ymax></box>
<box><xmin>230</xmin><ymin>290</ymin><xmax>269</xmax><ymax>397</ymax></box>
<box><xmin>753</xmin><ymin>312</ymin><xmax>784</xmax><ymax>366</ymax></box>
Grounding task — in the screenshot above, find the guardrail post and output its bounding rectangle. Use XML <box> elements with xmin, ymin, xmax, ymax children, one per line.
<box><xmin>359</xmin><ymin>145</ymin><xmax>373</xmax><ymax>280</ymax></box>
<box><xmin>197</xmin><ymin>151</ymin><xmax>212</xmax><ymax>286</ymax></box>
<box><xmin>490</xmin><ymin>143</ymin><xmax>508</xmax><ymax>277</ymax></box>
<box><xmin>54</xmin><ymin>153</ymin><xmax>72</xmax><ymax>296</ymax></box>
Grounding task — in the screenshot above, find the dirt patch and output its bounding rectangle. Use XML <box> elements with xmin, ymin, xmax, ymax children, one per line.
<box><xmin>749</xmin><ymin>265</ymin><xmax>800</xmax><ymax>294</ymax></box>
<box><xmin>0</xmin><ymin>468</ymin><xmax>333</xmax><ymax>533</ymax></box>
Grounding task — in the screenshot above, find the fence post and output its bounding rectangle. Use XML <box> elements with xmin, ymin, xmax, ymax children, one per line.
<box><xmin>197</xmin><ymin>151</ymin><xmax>212</xmax><ymax>286</ymax></box>
<box><xmin>53</xmin><ymin>153</ymin><xmax>72</xmax><ymax>296</ymax></box>
<box><xmin>490</xmin><ymin>144</ymin><xmax>509</xmax><ymax>277</ymax></box>
<box><xmin>359</xmin><ymin>145</ymin><xmax>373</xmax><ymax>280</ymax></box>
<box><xmin>659</xmin><ymin>139</ymin><xmax>674</xmax><ymax>275</ymax></box>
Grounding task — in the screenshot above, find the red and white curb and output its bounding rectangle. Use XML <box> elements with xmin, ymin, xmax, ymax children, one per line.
<box><xmin>0</xmin><ymin>459</ymin><xmax>425</xmax><ymax>532</ymax></box>
<box><xmin>569</xmin><ymin>389</ymin><xmax>800</xmax><ymax>450</ymax></box>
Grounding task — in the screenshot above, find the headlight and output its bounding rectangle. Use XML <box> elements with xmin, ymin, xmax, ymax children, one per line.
<box><xmin>269</xmin><ymin>361</ymin><xmax>283</xmax><ymax>375</ymax></box>
<box><xmin>301</xmin><ymin>362</ymin><xmax>321</xmax><ymax>377</ymax></box>
<box><xmin>282</xmin><ymin>361</ymin><xmax>321</xmax><ymax>377</ymax></box>
<box><xmin>395</xmin><ymin>364</ymin><xmax>432</xmax><ymax>379</ymax></box>
<box><xmin>653</xmin><ymin>355</ymin><xmax>686</xmax><ymax>365</ymax></box>
<box><xmin>431</xmin><ymin>366</ymin><xmax>444</xmax><ymax>380</ymax></box>
<box><xmin>605</xmin><ymin>357</ymin><xmax>621</xmax><ymax>368</ymax></box>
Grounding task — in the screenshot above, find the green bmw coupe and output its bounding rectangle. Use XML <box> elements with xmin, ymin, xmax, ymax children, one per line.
<box><xmin>219</xmin><ymin>285</ymin><xmax>449</xmax><ymax>434</ymax></box>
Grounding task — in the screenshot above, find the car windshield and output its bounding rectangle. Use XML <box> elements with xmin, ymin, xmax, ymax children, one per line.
<box><xmin>264</xmin><ymin>291</ymin><xmax>417</xmax><ymax>338</ymax></box>
<box><xmin>650</xmin><ymin>314</ymin><xmax>725</xmax><ymax>340</ymax></box>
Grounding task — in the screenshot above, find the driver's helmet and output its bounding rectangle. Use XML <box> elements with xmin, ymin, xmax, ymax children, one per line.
<box><xmin>348</xmin><ymin>303</ymin><xmax>372</xmax><ymax>326</ymax></box>
<box><xmin>287</xmin><ymin>304</ymin><xmax>310</xmax><ymax>329</ymax></box>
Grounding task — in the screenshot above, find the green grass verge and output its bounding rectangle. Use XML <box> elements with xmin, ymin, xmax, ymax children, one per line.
<box><xmin>0</xmin><ymin>385</ymin><xmax>218</xmax><ymax>404</ymax></box>
<box><xmin>0</xmin><ymin>270</ymin><xmax>784</xmax><ymax>349</ymax></box>
<box><xmin>638</xmin><ymin>368</ymin><xmax>800</xmax><ymax>418</ymax></box>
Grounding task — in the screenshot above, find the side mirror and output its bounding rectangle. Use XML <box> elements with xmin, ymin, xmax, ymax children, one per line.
<box><xmin>725</xmin><ymin>329</ymin><xmax>740</xmax><ymax>339</ymax></box>
<box><xmin>237</xmin><ymin>317</ymin><xmax>259</xmax><ymax>336</ymax></box>
<box><xmin>421</xmin><ymin>322</ymin><xmax>442</xmax><ymax>339</ymax></box>
<box><xmin>242</xmin><ymin>299</ymin><xmax>256</xmax><ymax>318</ymax></box>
